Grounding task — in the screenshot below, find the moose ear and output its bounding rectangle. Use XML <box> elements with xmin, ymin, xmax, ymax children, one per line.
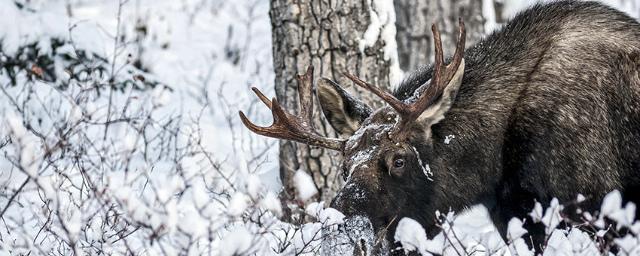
<box><xmin>317</xmin><ymin>78</ymin><xmax>372</xmax><ymax>136</ymax></box>
<box><xmin>418</xmin><ymin>59</ymin><xmax>465</xmax><ymax>126</ymax></box>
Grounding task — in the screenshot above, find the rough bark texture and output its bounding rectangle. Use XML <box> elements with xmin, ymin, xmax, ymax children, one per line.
<box><xmin>394</xmin><ymin>0</ymin><xmax>487</xmax><ymax>71</ymax></box>
<box><xmin>269</xmin><ymin>0</ymin><xmax>393</xmax><ymax>218</ymax></box>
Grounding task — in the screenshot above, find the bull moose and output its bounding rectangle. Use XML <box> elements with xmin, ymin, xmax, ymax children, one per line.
<box><xmin>239</xmin><ymin>0</ymin><xmax>640</xmax><ymax>254</ymax></box>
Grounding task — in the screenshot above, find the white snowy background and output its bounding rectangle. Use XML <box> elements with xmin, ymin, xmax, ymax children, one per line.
<box><xmin>0</xmin><ymin>0</ymin><xmax>639</xmax><ymax>255</ymax></box>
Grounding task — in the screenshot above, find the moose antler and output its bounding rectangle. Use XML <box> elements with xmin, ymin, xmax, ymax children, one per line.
<box><xmin>346</xmin><ymin>19</ymin><xmax>466</xmax><ymax>134</ymax></box>
<box><xmin>238</xmin><ymin>66</ymin><xmax>346</xmax><ymax>151</ymax></box>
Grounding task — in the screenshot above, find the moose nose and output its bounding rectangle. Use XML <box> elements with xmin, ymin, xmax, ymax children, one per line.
<box><xmin>330</xmin><ymin>182</ymin><xmax>370</xmax><ymax>217</ymax></box>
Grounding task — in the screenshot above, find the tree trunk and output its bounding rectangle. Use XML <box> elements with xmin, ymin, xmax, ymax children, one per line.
<box><xmin>394</xmin><ymin>0</ymin><xmax>487</xmax><ymax>71</ymax></box>
<box><xmin>270</xmin><ymin>0</ymin><xmax>396</xmax><ymax>219</ymax></box>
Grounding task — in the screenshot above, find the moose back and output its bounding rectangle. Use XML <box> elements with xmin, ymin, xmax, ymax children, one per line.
<box><xmin>240</xmin><ymin>0</ymin><xmax>640</xmax><ymax>253</ymax></box>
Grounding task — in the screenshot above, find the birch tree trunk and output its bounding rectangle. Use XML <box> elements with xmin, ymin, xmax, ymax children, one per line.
<box><xmin>269</xmin><ymin>0</ymin><xmax>396</xmax><ymax>219</ymax></box>
<box><xmin>394</xmin><ymin>0</ymin><xmax>487</xmax><ymax>71</ymax></box>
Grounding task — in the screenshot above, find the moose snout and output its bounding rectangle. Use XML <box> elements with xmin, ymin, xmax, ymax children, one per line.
<box><xmin>330</xmin><ymin>183</ymin><xmax>369</xmax><ymax>216</ymax></box>
<box><xmin>331</xmin><ymin>182</ymin><xmax>393</xmax><ymax>231</ymax></box>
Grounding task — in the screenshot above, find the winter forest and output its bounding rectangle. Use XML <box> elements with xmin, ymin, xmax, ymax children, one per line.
<box><xmin>2</xmin><ymin>0</ymin><xmax>640</xmax><ymax>255</ymax></box>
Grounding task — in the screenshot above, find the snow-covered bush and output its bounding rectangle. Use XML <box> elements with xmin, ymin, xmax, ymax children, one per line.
<box><xmin>394</xmin><ymin>191</ymin><xmax>640</xmax><ymax>255</ymax></box>
<box><xmin>0</xmin><ymin>1</ymin><xmax>160</xmax><ymax>90</ymax></box>
<box><xmin>0</xmin><ymin>0</ymin><xmax>357</xmax><ymax>255</ymax></box>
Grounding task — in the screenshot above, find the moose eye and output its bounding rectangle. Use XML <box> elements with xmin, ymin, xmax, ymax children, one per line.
<box><xmin>393</xmin><ymin>158</ymin><xmax>405</xmax><ymax>168</ymax></box>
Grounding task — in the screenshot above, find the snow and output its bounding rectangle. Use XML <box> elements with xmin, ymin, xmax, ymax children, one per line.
<box><xmin>122</xmin><ymin>132</ymin><xmax>137</xmax><ymax>152</ymax></box>
<box><xmin>541</xmin><ymin>198</ymin><xmax>564</xmax><ymax>234</ymax></box>
<box><xmin>601</xmin><ymin>189</ymin><xmax>623</xmax><ymax>217</ymax></box>
<box><xmin>6</xmin><ymin>110</ymin><xmax>41</xmax><ymax>177</ymax></box>
<box><xmin>334</xmin><ymin>215</ymin><xmax>379</xmax><ymax>255</ymax></box>
<box><xmin>228</xmin><ymin>191</ymin><xmax>250</xmax><ymax>217</ymax></box>
<box><xmin>481</xmin><ymin>233</ymin><xmax>506</xmax><ymax>255</ymax></box>
<box><xmin>506</xmin><ymin>218</ymin><xmax>527</xmax><ymax>241</ymax></box>
<box><xmin>411</xmin><ymin>146</ymin><xmax>433</xmax><ymax>181</ymax></box>
<box><xmin>68</xmin><ymin>105</ymin><xmax>83</xmax><ymax>124</ymax></box>
<box><xmin>2</xmin><ymin>0</ymin><xmax>640</xmax><ymax>255</ymax></box>
<box><xmin>191</xmin><ymin>181</ymin><xmax>209</xmax><ymax>208</ymax></box>
<box><xmin>544</xmin><ymin>230</ymin><xmax>572</xmax><ymax>256</ymax></box>
<box><xmin>319</xmin><ymin>208</ymin><xmax>346</xmax><ymax>225</ymax></box>
<box><xmin>151</xmin><ymin>86</ymin><xmax>171</xmax><ymax>107</ymax></box>
<box><xmin>598</xmin><ymin>190</ymin><xmax>637</xmax><ymax>230</ymax></box>
<box><xmin>0</xmin><ymin>1</ymin><xmax>68</xmax><ymax>55</ymax></box>
<box><xmin>178</xmin><ymin>207</ymin><xmax>209</xmax><ymax>237</ymax></box>
<box><xmin>394</xmin><ymin>206</ymin><xmax>507</xmax><ymax>256</ymax></box>
<box><xmin>615</xmin><ymin>234</ymin><xmax>640</xmax><ymax>255</ymax></box>
<box><xmin>529</xmin><ymin>200</ymin><xmax>544</xmax><ymax>222</ymax></box>
<box><xmin>510</xmin><ymin>239</ymin><xmax>535</xmax><ymax>256</ymax></box>
<box><xmin>294</xmin><ymin>169</ymin><xmax>318</xmax><ymax>201</ymax></box>
<box><xmin>246</xmin><ymin>174</ymin><xmax>264</xmax><ymax>199</ymax></box>
<box><xmin>307</xmin><ymin>201</ymin><xmax>346</xmax><ymax>226</ymax></box>
<box><xmin>359</xmin><ymin>0</ymin><xmax>403</xmax><ymax>87</ymax></box>
<box><xmin>482</xmin><ymin>0</ymin><xmax>499</xmax><ymax>33</ymax></box>
<box><xmin>394</xmin><ymin>217</ymin><xmax>433</xmax><ymax>255</ymax></box>
<box><xmin>444</xmin><ymin>134</ymin><xmax>455</xmax><ymax>145</ymax></box>
<box><xmin>5</xmin><ymin>112</ymin><xmax>27</xmax><ymax>139</ymax></box>
<box><xmin>566</xmin><ymin>229</ymin><xmax>599</xmax><ymax>255</ymax></box>
<box><xmin>423</xmin><ymin>164</ymin><xmax>433</xmax><ymax>181</ymax></box>
<box><xmin>259</xmin><ymin>191</ymin><xmax>282</xmax><ymax>217</ymax></box>
<box><xmin>220</xmin><ymin>226</ymin><xmax>254</xmax><ymax>256</ymax></box>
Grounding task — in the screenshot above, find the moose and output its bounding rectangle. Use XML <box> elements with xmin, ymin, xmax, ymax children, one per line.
<box><xmin>239</xmin><ymin>0</ymin><xmax>640</xmax><ymax>254</ymax></box>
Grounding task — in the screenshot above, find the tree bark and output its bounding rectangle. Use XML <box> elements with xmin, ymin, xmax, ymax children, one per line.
<box><xmin>269</xmin><ymin>0</ymin><xmax>395</xmax><ymax>219</ymax></box>
<box><xmin>394</xmin><ymin>0</ymin><xmax>487</xmax><ymax>71</ymax></box>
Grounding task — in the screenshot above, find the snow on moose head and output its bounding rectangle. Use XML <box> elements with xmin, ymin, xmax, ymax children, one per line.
<box><xmin>239</xmin><ymin>20</ymin><xmax>466</xmax><ymax>254</ymax></box>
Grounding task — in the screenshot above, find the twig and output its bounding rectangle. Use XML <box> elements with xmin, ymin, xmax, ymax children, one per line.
<box><xmin>0</xmin><ymin>177</ymin><xmax>30</xmax><ymax>219</ymax></box>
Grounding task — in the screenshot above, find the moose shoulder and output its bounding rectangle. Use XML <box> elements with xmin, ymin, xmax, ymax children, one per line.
<box><xmin>240</xmin><ymin>0</ymin><xmax>640</xmax><ymax>253</ymax></box>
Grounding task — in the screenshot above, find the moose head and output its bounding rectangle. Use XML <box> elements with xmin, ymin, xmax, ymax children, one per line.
<box><xmin>239</xmin><ymin>20</ymin><xmax>466</xmax><ymax>253</ymax></box>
